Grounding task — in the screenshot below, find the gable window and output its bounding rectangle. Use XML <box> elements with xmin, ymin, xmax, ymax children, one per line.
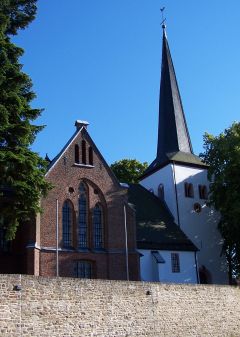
<box><xmin>82</xmin><ymin>140</ymin><xmax>86</xmax><ymax>165</ymax></box>
<box><xmin>93</xmin><ymin>204</ymin><xmax>104</xmax><ymax>249</ymax></box>
<box><xmin>78</xmin><ymin>182</ymin><xmax>88</xmax><ymax>248</ymax></box>
<box><xmin>75</xmin><ymin>260</ymin><xmax>92</xmax><ymax>278</ymax></box>
<box><xmin>62</xmin><ymin>200</ymin><xmax>73</xmax><ymax>248</ymax></box>
<box><xmin>171</xmin><ymin>253</ymin><xmax>180</xmax><ymax>273</ymax></box>
<box><xmin>89</xmin><ymin>146</ymin><xmax>93</xmax><ymax>166</ymax></box>
<box><xmin>199</xmin><ymin>185</ymin><xmax>208</xmax><ymax>199</ymax></box>
<box><xmin>184</xmin><ymin>182</ymin><xmax>194</xmax><ymax>198</ymax></box>
<box><xmin>158</xmin><ymin>184</ymin><xmax>164</xmax><ymax>200</ymax></box>
<box><xmin>74</xmin><ymin>144</ymin><xmax>79</xmax><ymax>164</ymax></box>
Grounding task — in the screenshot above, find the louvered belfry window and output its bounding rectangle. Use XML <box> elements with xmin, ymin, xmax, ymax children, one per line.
<box><xmin>199</xmin><ymin>185</ymin><xmax>208</xmax><ymax>199</ymax></box>
<box><xmin>184</xmin><ymin>182</ymin><xmax>194</xmax><ymax>198</ymax></box>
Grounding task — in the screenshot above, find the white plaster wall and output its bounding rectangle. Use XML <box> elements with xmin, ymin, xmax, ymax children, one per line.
<box><xmin>138</xmin><ymin>250</ymin><xmax>159</xmax><ymax>282</ymax></box>
<box><xmin>140</xmin><ymin>164</ymin><xmax>178</xmax><ymax>221</ymax></box>
<box><xmin>138</xmin><ymin>249</ymin><xmax>197</xmax><ymax>284</ymax></box>
<box><xmin>141</xmin><ymin>164</ymin><xmax>228</xmax><ymax>284</ymax></box>
<box><xmin>173</xmin><ymin>164</ymin><xmax>228</xmax><ymax>284</ymax></box>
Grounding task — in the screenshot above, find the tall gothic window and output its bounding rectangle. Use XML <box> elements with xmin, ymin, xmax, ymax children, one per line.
<box><xmin>82</xmin><ymin>140</ymin><xmax>86</xmax><ymax>165</ymax></box>
<box><xmin>62</xmin><ymin>200</ymin><xmax>73</xmax><ymax>248</ymax></box>
<box><xmin>74</xmin><ymin>144</ymin><xmax>79</xmax><ymax>163</ymax></box>
<box><xmin>93</xmin><ymin>204</ymin><xmax>104</xmax><ymax>249</ymax></box>
<box><xmin>78</xmin><ymin>182</ymin><xmax>88</xmax><ymax>248</ymax></box>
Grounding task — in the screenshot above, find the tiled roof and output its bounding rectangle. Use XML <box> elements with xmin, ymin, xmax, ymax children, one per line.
<box><xmin>128</xmin><ymin>184</ymin><xmax>198</xmax><ymax>251</ymax></box>
<box><xmin>142</xmin><ymin>151</ymin><xmax>207</xmax><ymax>178</ymax></box>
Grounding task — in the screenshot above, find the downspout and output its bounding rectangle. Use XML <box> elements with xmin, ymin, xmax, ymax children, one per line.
<box><xmin>56</xmin><ymin>199</ymin><xmax>59</xmax><ymax>277</ymax></box>
<box><xmin>195</xmin><ymin>251</ymin><xmax>200</xmax><ymax>284</ymax></box>
<box><xmin>124</xmin><ymin>204</ymin><xmax>129</xmax><ymax>281</ymax></box>
<box><xmin>172</xmin><ymin>162</ymin><xmax>180</xmax><ymax>226</ymax></box>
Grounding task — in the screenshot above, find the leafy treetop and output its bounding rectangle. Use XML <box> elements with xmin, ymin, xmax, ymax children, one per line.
<box><xmin>110</xmin><ymin>159</ymin><xmax>148</xmax><ymax>184</ymax></box>
<box><xmin>201</xmin><ymin>122</ymin><xmax>240</xmax><ymax>281</ymax></box>
<box><xmin>0</xmin><ymin>0</ymin><xmax>51</xmax><ymax>239</ymax></box>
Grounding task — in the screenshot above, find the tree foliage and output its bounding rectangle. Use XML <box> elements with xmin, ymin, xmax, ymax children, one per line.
<box><xmin>0</xmin><ymin>0</ymin><xmax>51</xmax><ymax>239</ymax></box>
<box><xmin>201</xmin><ymin>122</ymin><xmax>240</xmax><ymax>281</ymax></box>
<box><xmin>110</xmin><ymin>159</ymin><xmax>148</xmax><ymax>184</ymax></box>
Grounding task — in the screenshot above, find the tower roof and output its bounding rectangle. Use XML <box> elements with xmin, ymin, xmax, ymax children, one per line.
<box><xmin>157</xmin><ymin>26</ymin><xmax>193</xmax><ymax>158</ymax></box>
<box><xmin>142</xmin><ymin>25</ymin><xmax>206</xmax><ymax>178</ymax></box>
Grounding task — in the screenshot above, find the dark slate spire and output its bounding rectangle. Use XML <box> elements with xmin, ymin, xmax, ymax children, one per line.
<box><xmin>157</xmin><ymin>24</ymin><xmax>193</xmax><ymax>160</ymax></box>
<box><xmin>141</xmin><ymin>24</ymin><xmax>206</xmax><ymax>179</ymax></box>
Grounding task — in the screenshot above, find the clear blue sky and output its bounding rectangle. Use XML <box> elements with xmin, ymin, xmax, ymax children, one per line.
<box><xmin>14</xmin><ymin>0</ymin><xmax>240</xmax><ymax>165</ymax></box>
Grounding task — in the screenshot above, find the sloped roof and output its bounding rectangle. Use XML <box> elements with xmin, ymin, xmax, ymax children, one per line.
<box><xmin>143</xmin><ymin>27</ymin><xmax>207</xmax><ymax>178</ymax></box>
<box><xmin>128</xmin><ymin>184</ymin><xmax>198</xmax><ymax>251</ymax></box>
<box><xmin>142</xmin><ymin>151</ymin><xmax>207</xmax><ymax>178</ymax></box>
<box><xmin>46</xmin><ymin>127</ymin><xmax>81</xmax><ymax>174</ymax></box>
<box><xmin>157</xmin><ymin>28</ymin><xmax>193</xmax><ymax>161</ymax></box>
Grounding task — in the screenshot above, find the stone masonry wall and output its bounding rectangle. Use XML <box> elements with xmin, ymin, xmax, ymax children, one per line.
<box><xmin>0</xmin><ymin>274</ymin><xmax>240</xmax><ymax>337</ymax></box>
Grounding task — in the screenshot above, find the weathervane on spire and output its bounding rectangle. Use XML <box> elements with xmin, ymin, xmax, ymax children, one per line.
<box><xmin>160</xmin><ymin>6</ymin><xmax>166</xmax><ymax>30</ymax></box>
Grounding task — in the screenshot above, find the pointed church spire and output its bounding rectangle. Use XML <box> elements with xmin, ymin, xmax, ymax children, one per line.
<box><xmin>157</xmin><ymin>24</ymin><xmax>193</xmax><ymax>162</ymax></box>
<box><xmin>141</xmin><ymin>23</ymin><xmax>206</xmax><ymax>179</ymax></box>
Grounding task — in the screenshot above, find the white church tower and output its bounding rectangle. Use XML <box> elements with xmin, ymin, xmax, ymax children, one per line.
<box><xmin>140</xmin><ymin>24</ymin><xmax>228</xmax><ymax>284</ymax></box>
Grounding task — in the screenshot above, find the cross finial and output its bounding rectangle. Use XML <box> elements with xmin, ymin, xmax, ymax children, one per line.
<box><xmin>160</xmin><ymin>7</ymin><xmax>166</xmax><ymax>31</ymax></box>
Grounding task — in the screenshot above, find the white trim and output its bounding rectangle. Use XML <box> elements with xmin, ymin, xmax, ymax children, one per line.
<box><xmin>73</xmin><ymin>163</ymin><xmax>94</xmax><ymax>168</ymax></box>
<box><xmin>26</xmin><ymin>242</ymin><xmax>41</xmax><ymax>250</ymax></box>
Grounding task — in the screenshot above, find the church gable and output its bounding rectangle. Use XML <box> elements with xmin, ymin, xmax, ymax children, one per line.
<box><xmin>46</xmin><ymin>120</ymin><xmax>120</xmax><ymax>191</ymax></box>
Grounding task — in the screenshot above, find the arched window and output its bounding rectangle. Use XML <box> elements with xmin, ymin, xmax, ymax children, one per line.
<box><xmin>82</xmin><ymin>140</ymin><xmax>86</xmax><ymax>164</ymax></box>
<box><xmin>198</xmin><ymin>185</ymin><xmax>208</xmax><ymax>199</ymax></box>
<box><xmin>184</xmin><ymin>182</ymin><xmax>194</xmax><ymax>198</ymax></box>
<box><xmin>62</xmin><ymin>200</ymin><xmax>73</xmax><ymax>248</ymax></box>
<box><xmin>89</xmin><ymin>146</ymin><xmax>93</xmax><ymax>166</ymax></box>
<box><xmin>78</xmin><ymin>182</ymin><xmax>88</xmax><ymax>248</ymax></box>
<box><xmin>93</xmin><ymin>204</ymin><xmax>104</xmax><ymax>249</ymax></box>
<box><xmin>158</xmin><ymin>184</ymin><xmax>164</xmax><ymax>200</ymax></box>
<box><xmin>74</xmin><ymin>144</ymin><xmax>79</xmax><ymax>164</ymax></box>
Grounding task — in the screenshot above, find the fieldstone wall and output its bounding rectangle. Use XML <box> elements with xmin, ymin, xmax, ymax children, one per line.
<box><xmin>0</xmin><ymin>274</ymin><xmax>240</xmax><ymax>337</ymax></box>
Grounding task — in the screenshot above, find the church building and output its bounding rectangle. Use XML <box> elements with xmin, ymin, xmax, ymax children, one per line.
<box><xmin>0</xmin><ymin>21</ymin><xmax>229</xmax><ymax>285</ymax></box>
<box><xmin>139</xmin><ymin>24</ymin><xmax>228</xmax><ymax>284</ymax></box>
<box><xmin>28</xmin><ymin>120</ymin><xmax>140</xmax><ymax>280</ymax></box>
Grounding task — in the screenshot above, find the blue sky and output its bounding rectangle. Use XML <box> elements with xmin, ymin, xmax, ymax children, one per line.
<box><xmin>14</xmin><ymin>0</ymin><xmax>240</xmax><ymax>165</ymax></box>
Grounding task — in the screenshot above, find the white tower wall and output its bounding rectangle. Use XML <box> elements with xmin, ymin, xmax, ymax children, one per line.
<box><xmin>140</xmin><ymin>164</ymin><xmax>228</xmax><ymax>284</ymax></box>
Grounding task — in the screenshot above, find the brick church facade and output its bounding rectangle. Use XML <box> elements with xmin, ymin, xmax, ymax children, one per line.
<box><xmin>0</xmin><ymin>120</ymin><xmax>140</xmax><ymax>281</ymax></box>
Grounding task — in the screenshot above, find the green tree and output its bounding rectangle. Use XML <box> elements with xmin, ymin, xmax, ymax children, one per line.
<box><xmin>110</xmin><ymin>159</ymin><xmax>148</xmax><ymax>184</ymax></box>
<box><xmin>0</xmin><ymin>0</ymin><xmax>51</xmax><ymax>239</ymax></box>
<box><xmin>201</xmin><ymin>122</ymin><xmax>240</xmax><ymax>282</ymax></box>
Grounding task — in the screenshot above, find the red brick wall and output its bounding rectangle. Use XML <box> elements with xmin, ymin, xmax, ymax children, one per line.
<box><xmin>38</xmin><ymin>126</ymin><xmax>140</xmax><ymax>281</ymax></box>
